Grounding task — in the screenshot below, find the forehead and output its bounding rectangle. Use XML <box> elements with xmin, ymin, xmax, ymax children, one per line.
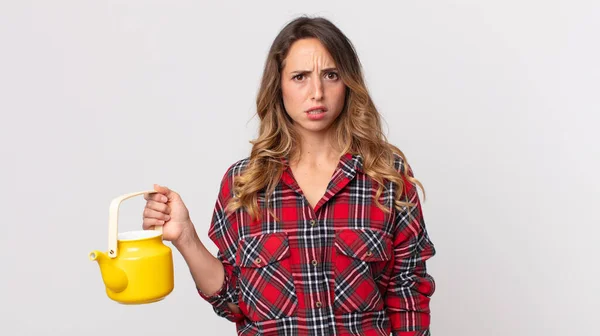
<box><xmin>283</xmin><ymin>38</ymin><xmax>336</xmax><ymax>69</ymax></box>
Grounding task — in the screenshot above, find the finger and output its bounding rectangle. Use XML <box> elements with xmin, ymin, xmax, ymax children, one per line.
<box><xmin>143</xmin><ymin>208</ymin><xmax>171</xmax><ymax>221</ymax></box>
<box><xmin>145</xmin><ymin>190</ymin><xmax>168</xmax><ymax>203</ymax></box>
<box><xmin>145</xmin><ymin>200</ymin><xmax>171</xmax><ymax>214</ymax></box>
<box><xmin>153</xmin><ymin>184</ymin><xmax>177</xmax><ymax>202</ymax></box>
<box><xmin>143</xmin><ymin>218</ymin><xmax>165</xmax><ymax>230</ymax></box>
<box><xmin>144</xmin><ymin>191</ymin><xmax>161</xmax><ymax>201</ymax></box>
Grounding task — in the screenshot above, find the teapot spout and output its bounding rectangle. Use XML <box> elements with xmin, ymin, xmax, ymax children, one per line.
<box><xmin>89</xmin><ymin>250</ymin><xmax>128</xmax><ymax>293</ymax></box>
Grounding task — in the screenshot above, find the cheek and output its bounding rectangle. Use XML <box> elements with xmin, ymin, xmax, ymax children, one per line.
<box><xmin>282</xmin><ymin>84</ymin><xmax>304</xmax><ymax>108</ymax></box>
<box><xmin>330</xmin><ymin>85</ymin><xmax>347</xmax><ymax>106</ymax></box>
<box><xmin>281</xmin><ymin>84</ymin><xmax>296</xmax><ymax>114</ymax></box>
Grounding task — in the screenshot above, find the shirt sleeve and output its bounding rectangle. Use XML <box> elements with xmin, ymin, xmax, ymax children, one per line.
<box><xmin>197</xmin><ymin>250</ymin><xmax>245</xmax><ymax>322</ymax></box>
<box><xmin>385</xmin><ymin>161</ymin><xmax>437</xmax><ymax>335</ymax></box>
<box><xmin>197</xmin><ymin>164</ymin><xmax>246</xmax><ymax>323</ymax></box>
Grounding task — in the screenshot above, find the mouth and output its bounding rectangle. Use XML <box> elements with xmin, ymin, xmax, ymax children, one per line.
<box><xmin>306</xmin><ymin>106</ymin><xmax>328</xmax><ymax>114</ymax></box>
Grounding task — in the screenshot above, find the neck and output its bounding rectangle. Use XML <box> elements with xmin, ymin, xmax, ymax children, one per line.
<box><xmin>289</xmin><ymin>129</ymin><xmax>343</xmax><ymax>166</ymax></box>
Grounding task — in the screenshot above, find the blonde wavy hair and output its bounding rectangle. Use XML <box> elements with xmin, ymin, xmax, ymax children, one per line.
<box><xmin>225</xmin><ymin>16</ymin><xmax>424</xmax><ymax>222</ymax></box>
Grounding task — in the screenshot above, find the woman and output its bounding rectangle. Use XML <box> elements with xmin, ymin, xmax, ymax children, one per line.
<box><xmin>143</xmin><ymin>16</ymin><xmax>436</xmax><ymax>336</ymax></box>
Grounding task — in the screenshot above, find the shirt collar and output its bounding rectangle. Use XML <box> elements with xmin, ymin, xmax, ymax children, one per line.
<box><xmin>280</xmin><ymin>152</ymin><xmax>364</xmax><ymax>175</ymax></box>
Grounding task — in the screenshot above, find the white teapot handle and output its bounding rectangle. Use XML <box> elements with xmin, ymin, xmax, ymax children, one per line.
<box><xmin>108</xmin><ymin>190</ymin><xmax>162</xmax><ymax>258</ymax></box>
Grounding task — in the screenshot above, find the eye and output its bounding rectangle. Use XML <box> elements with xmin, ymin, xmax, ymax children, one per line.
<box><xmin>293</xmin><ymin>74</ymin><xmax>305</xmax><ymax>81</ymax></box>
<box><xmin>326</xmin><ymin>71</ymin><xmax>339</xmax><ymax>80</ymax></box>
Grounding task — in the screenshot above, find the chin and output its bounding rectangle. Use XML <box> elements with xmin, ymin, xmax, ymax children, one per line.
<box><xmin>299</xmin><ymin>122</ymin><xmax>333</xmax><ymax>133</ymax></box>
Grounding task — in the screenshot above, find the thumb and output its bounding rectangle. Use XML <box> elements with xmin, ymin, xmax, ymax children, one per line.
<box><xmin>153</xmin><ymin>184</ymin><xmax>179</xmax><ymax>201</ymax></box>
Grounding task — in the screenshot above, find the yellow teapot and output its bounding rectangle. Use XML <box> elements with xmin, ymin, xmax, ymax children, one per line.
<box><xmin>89</xmin><ymin>190</ymin><xmax>174</xmax><ymax>304</ymax></box>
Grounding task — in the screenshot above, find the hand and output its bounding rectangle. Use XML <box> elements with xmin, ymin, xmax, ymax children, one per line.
<box><xmin>143</xmin><ymin>184</ymin><xmax>195</xmax><ymax>246</ymax></box>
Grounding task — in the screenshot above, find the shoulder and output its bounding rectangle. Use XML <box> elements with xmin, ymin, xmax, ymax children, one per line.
<box><xmin>221</xmin><ymin>156</ymin><xmax>251</xmax><ymax>181</ymax></box>
<box><xmin>391</xmin><ymin>152</ymin><xmax>412</xmax><ymax>176</ymax></box>
<box><xmin>213</xmin><ymin>157</ymin><xmax>251</xmax><ymax>198</ymax></box>
<box><xmin>389</xmin><ymin>151</ymin><xmax>420</xmax><ymax>197</ymax></box>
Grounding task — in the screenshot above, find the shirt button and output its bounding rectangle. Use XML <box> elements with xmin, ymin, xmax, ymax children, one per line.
<box><xmin>310</xmin><ymin>219</ymin><xmax>316</xmax><ymax>226</ymax></box>
<box><xmin>255</xmin><ymin>258</ymin><xmax>262</xmax><ymax>264</ymax></box>
<box><xmin>311</xmin><ymin>260</ymin><xmax>318</xmax><ymax>266</ymax></box>
<box><xmin>315</xmin><ymin>301</ymin><xmax>322</xmax><ymax>308</ymax></box>
<box><xmin>366</xmin><ymin>251</ymin><xmax>373</xmax><ymax>257</ymax></box>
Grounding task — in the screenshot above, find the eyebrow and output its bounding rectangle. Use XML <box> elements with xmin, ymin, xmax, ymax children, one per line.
<box><xmin>290</xmin><ymin>67</ymin><xmax>338</xmax><ymax>75</ymax></box>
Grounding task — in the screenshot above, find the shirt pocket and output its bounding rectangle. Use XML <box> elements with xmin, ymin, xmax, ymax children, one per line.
<box><xmin>236</xmin><ymin>232</ymin><xmax>298</xmax><ymax>322</ymax></box>
<box><xmin>333</xmin><ymin>228</ymin><xmax>393</xmax><ymax>314</ymax></box>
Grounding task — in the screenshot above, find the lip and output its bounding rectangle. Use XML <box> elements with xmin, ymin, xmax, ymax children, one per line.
<box><xmin>306</xmin><ymin>106</ymin><xmax>328</xmax><ymax>113</ymax></box>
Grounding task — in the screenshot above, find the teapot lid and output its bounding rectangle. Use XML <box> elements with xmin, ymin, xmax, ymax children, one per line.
<box><xmin>118</xmin><ymin>230</ymin><xmax>162</xmax><ymax>241</ymax></box>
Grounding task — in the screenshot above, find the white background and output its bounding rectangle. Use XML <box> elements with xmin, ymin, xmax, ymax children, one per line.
<box><xmin>1</xmin><ymin>1</ymin><xmax>598</xmax><ymax>335</ymax></box>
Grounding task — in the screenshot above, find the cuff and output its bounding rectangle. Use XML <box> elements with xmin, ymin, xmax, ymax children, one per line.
<box><xmin>197</xmin><ymin>275</ymin><xmax>228</xmax><ymax>300</ymax></box>
<box><xmin>197</xmin><ymin>275</ymin><xmax>245</xmax><ymax>322</ymax></box>
<box><xmin>393</xmin><ymin>330</ymin><xmax>430</xmax><ymax>336</ymax></box>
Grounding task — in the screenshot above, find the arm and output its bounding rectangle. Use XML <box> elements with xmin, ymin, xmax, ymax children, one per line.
<box><xmin>174</xmin><ymin>166</ymin><xmax>245</xmax><ymax>323</ymax></box>
<box><xmin>385</xmin><ymin>163</ymin><xmax>437</xmax><ymax>336</ymax></box>
<box><xmin>175</xmin><ymin>231</ymin><xmax>244</xmax><ymax>321</ymax></box>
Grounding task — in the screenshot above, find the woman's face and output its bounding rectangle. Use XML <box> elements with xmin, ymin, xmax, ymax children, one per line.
<box><xmin>280</xmin><ymin>38</ymin><xmax>346</xmax><ymax>135</ymax></box>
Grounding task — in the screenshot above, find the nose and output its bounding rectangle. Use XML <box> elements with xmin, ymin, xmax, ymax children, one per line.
<box><xmin>310</xmin><ymin>76</ymin><xmax>324</xmax><ymax>101</ymax></box>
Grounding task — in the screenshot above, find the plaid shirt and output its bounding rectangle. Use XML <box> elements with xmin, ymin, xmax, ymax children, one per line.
<box><xmin>198</xmin><ymin>152</ymin><xmax>436</xmax><ymax>336</ymax></box>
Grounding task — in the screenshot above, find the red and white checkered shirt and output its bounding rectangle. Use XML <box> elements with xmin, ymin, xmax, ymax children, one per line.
<box><xmin>198</xmin><ymin>152</ymin><xmax>436</xmax><ymax>336</ymax></box>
